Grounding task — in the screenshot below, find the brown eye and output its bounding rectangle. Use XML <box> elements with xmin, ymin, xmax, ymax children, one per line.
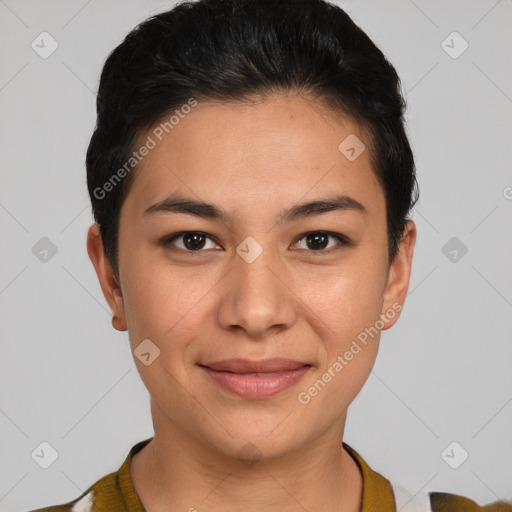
<box><xmin>306</xmin><ymin>232</ymin><xmax>329</xmax><ymax>250</ymax></box>
<box><xmin>181</xmin><ymin>232</ymin><xmax>207</xmax><ymax>250</ymax></box>
<box><xmin>293</xmin><ymin>231</ymin><xmax>350</xmax><ymax>253</ymax></box>
<box><xmin>162</xmin><ymin>232</ymin><xmax>220</xmax><ymax>252</ymax></box>
<box><xmin>161</xmin><ymin>230</ymin><xmax>350</xmax><ymax>255</ymax></box>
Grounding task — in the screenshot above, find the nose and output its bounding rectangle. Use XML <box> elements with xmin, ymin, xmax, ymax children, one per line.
<box><xmin>216</xmin><ymin>240</ymin><xmax>297</xmax><ymax>339</ymax></box>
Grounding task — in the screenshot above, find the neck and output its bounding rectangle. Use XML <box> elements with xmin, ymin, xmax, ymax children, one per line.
<box><xmin>130</xmin><ymin>401</ymin><xmax>363</xmax><ymax>512</ymax></box>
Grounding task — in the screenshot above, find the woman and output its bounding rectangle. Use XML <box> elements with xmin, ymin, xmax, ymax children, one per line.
<box><xmin>28</xmin><ymin>0</ymin><xmax>511</xmax><ymax>510</ymax></box>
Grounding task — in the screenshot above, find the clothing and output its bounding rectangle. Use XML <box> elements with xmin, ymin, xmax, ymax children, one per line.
<box><xmin>26</xmin><ymin>438</ymin><xmax>512</xmax><ymax>512</ymax></box>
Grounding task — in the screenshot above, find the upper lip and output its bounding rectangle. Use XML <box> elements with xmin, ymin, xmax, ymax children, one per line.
<box><xmin>200</xmin><ymin>358</ymin><xmax>310</xmax><ymax>373</ymax></box>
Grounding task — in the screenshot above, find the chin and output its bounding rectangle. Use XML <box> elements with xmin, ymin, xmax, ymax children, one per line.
<box><xmin>195</xmin><ymin>415</ymin><xmax>310</xmax><ymax>463</ymax></box>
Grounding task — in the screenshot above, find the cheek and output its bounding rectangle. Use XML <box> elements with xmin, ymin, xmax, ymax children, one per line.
<box><xmin>297</xmin><ymin>270</ymin><xmax>383</xmax><ymax>412</ymax></box>
<box><xmin>121</xmin><ymin>250</ymin><xmax>221</xmax><ymax>363</ymax></box>
<box><xmin>302</xmin><ymin>262</ymin><xmax>386</xmax><ymax>341</ymax></box>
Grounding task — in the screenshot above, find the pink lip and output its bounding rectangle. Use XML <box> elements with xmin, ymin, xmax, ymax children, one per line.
<box><xmin>199</xmin><ymin>358</ymin><xmax>311</xmax><ymax>399</ymax></box>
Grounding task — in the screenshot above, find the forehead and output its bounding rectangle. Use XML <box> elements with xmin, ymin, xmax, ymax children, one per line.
<box><xmin>121</xmin><ymin>93</ymin><xmax>384</xmax><ymax>223</ymax></box>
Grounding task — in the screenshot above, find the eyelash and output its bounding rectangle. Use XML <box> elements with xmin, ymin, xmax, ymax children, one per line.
<box><xmin>160</xmin><ymin>231</ymin><xmax>351</xmax><ymax>255</ymax></box>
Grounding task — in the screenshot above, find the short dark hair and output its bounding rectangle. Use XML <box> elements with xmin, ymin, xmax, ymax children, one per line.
<box><xmin>86</xmin><ymin>0</ymin><xmax>418</xmax><ymax>283</ymax></box>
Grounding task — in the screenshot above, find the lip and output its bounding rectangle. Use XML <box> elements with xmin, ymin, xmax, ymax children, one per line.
<box><xmin>198</xmin><ymin>358</ymin><xmax>311</xmax><ymax>399</ymax></box>
<box><xmin>201</xmin><ymin>358</ymin><xmax>308</xmax><ymax>373</ymax></box>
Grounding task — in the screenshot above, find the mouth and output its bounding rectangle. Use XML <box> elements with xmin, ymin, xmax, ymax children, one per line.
<box><xmin>198</xmin><ymin>358</ymin><xmax>312</xmax><ymax>399</ymax></box>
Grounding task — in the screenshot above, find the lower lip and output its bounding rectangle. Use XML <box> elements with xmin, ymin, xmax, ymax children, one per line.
<box><xmin>200</xmin><ymin>365</ymin><xmax>311</xmax><ymax>399</ymax></box>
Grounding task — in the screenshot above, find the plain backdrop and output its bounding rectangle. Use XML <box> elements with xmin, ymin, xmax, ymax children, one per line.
<box><xmin>0</xmin><ymin>0</ymin><xmax>511</xmax><ymax>510</ymax></box>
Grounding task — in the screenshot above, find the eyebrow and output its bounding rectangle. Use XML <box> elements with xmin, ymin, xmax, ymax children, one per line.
<box><xmin>143</xmin><ymin>192</ymin><xmax>367</xmax><ymax>224</ymax></box>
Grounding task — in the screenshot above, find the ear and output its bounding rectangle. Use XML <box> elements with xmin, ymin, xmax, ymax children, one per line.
<box><xmin>380</xmin><ymin>220</ymin><xmax>416</xmax><ymax>330</ymax></box>
<box><xmin>86</xmin><ymin>223</ymin><xmax>127</xmax><ymax>331</ymax></box>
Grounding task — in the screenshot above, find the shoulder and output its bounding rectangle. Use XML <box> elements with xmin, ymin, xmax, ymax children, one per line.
<box><xmin>25</xmin><ymin>438</ymin><xmax>150</xmax><ymax>512</ymax></box>
<box><xmin>23</xmin><ymin>490</ymin><xmax>96</xmax><ymax>512</ymax></box>
<box><xmin>392</xmin><ymin>482</ymin><xmax>512</xmax><ymax>512</ymax></box>
<box><xmin>392</xmin><ymin>482</ymin><xmax>432</xmax><ymax>511</ymax></box>
<box><xmin>428</xmin><ymin>491</ymin><xmax>512</xmax><ymax>512</ymax></box>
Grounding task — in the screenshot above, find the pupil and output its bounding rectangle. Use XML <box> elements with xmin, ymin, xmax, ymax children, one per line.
<box><xmin>184</xmin><ymin>233</ymin><xmax>206</xmax><ymax>250</ymax></box>
<box><xmin>181</xmin><ymin>232</ymin><xmax>329</xmax><ymax>251</ymax></box>
<box><xmin>307</xmin><ymin>232</ymin><xmax>328</xmax><ymax>250</ymax></box>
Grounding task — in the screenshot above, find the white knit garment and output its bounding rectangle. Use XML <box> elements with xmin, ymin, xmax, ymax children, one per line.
<box><xmin>70</xmin><ymin>491</ymin><xmax>95</xmax><ymax>512</ymax></box>
<box><xmin>392</xmin><ymin>483</ymin><xmax>432</xmax><ymax>512</ymax></box>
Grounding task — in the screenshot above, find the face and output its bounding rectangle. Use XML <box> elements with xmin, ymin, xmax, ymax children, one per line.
<box><xmin>88</xmin><ymin>93</ymin><xmax>415</xmax><ymax>460</ymax></box>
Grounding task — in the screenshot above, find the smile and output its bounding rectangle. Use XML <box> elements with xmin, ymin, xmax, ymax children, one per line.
<box><xmin>198</xmin><ymin>359</ymin><xmax>312</xmax><ymax>399</ymax></box>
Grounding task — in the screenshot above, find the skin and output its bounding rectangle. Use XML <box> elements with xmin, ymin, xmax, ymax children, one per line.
<box><xmin>87</xmin><ymin>92</ymin><xmax>416</xmax><ymax>512</ymax></box>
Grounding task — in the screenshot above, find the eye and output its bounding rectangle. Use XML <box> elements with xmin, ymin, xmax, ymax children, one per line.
<box><xmin>292</xmin><ymin>231</ymin><xmax>351</xmax><ymax>253</ymax></box>
<box><xmin>161</xmin><ymin>231</ymin><xmax>221</xmax><ymax>252</ymax></box>
<box><xmin>160</xmin><ymin>230</ymin><xmax>351</xmax><ymax>254</ymax></box>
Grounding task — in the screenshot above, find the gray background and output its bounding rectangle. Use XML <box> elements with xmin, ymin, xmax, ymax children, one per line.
<box><xmin>1</xmin><ymin>0</ymin><xmax>511</xmax><ymax>510</ymax></box>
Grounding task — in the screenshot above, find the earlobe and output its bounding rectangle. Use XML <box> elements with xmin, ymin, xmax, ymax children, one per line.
<box><xmin>86</xmin><ymin>223</ymin><xmax>128</xmax><ymax>331</ymax></box>
<box><xmin>112</xmin><ymin>315</ymin><xmax>126</xmax><ymax>331</ymax></box>
<box><xmin>380</xmin><ymin>220</ymin><xmax>416</xmax><ymax>331</ymax></box>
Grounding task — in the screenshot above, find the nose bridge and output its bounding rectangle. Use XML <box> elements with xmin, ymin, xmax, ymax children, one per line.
<box><xmin>218</xmin><ymin>235</ymin><xmax>296</xmax><ymax>336</ymax></box>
